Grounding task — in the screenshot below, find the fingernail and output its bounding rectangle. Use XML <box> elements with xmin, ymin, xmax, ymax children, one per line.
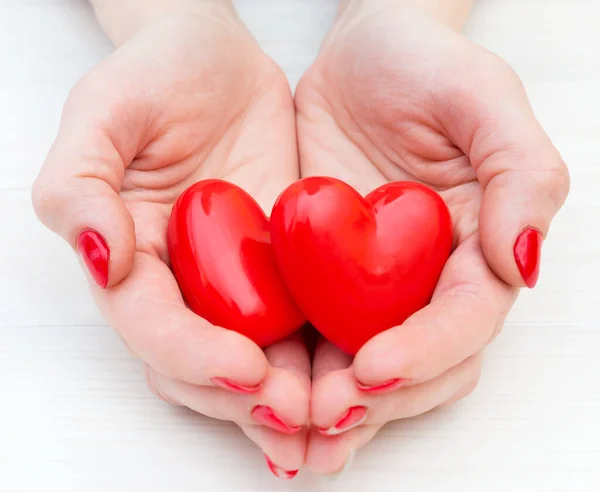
<box><xmin>319</xmin><ymin>406</ymin><xmax>368</xmax><ymax>436</ymax></box>
<box><xmin>264</xmin><ymin>454</ymin><xmax>298</xmax><ymax>480</ymax></box>
<box><xmin>514</xmin><ymin>227</ymin><xmax>543</xmax><ymax>288</ymax></box>
<box><xmin>211</xmin><ymin>377</ymin><xmax>261</xmax><ymax>394</ymax></box>
<box><xmin>251</xmin><ymin>406</ymin><xmax>300</xmax><ymax>434</ymax></box>
<box><xmin>76</xmin><ymin>229</ymin><xmax>109</xmax><ymax>288</ymax></box>
<box><xmin>357</xmin><ymin>378</ymin><xmax>409</xmax><ymax>393</ymax></box>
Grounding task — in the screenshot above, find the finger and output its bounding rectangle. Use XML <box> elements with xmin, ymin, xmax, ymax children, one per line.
<box><xmin>147</xmin><ymin>367</ymin><xmax>306</xmax><ymax>429</ymax></box>
<box><xmin>145</xmin><ymin>334</ymin><xmax>310</xmax><ymax>429</ymax></box>
<box><xmin>260</xmin><ymin>333</ymin><xmax>311</xmax><ymax>430</ymax></box>
<box><xmin>353</xmin><ymin>235</ymin><xmax>516</xmax><ymax>390</ymax></box>
<box><xmin>241</xmin><ymin>427</ymin><xmax>308</xmax><ymax>479</ymax></box>
<box><xmin>313</xmin><ymin>354</ymin><xmax>482</xmax><ymax>434</ymax></box>
<box><xmin>305</xmin><ymin>425</ymin><xmax>380</xmax><ymax>475</ymax></box>
<box><xmin>99</xmin><ymin>251</ymin><xmax>268</xmax><ymax>387</ymax></box>
<box><xmin>250</xmin><ymin>331</ymin><xmax>312</xmax><ymax>475</ymax></box>
<box><xmin>31</xmin><ymin>76</ymin><xmax>146</xmax><ymax>288</ymax></box>
<box><xmin>449</xmin><ymin>64</ymin><xmax>570</xmax><ymax>288</ymax></box>
<box><xmin>364</xmin><ymin>354</ymin><xmax>483</xmax><ymax>424</ymax></box>
<box><xmin>307</xmin><ymin>357</ymin><xmax>482</xmax><ymax>475</ymax></box>
<box><xmin>146</xmin><ymin>368</ymin><xmax>308</xmax><ymax>479</ymax></box>
<box><xmin>476</xmin><ymin>130</ymin><xmax>570</xmax><ymax>288</ymax></box>
<box><xmin>311</xmin><ymin>367</ymin><xmax>368</xmax><ymax>436</ymax></box>
<box><xmin>242</xmin><ymin>335</ymin><xmax>319</xmax><ymax>476</ymax></box>
<box><xmin>147</xmin><ymin>335</ymin><xmax>311</xmax><ymax>477</ymax></box>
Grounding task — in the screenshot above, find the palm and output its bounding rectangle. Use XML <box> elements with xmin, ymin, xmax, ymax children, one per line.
<box><xmin>100</xmin><ymin>15</ymin><xmax>298</xmax><ymax>260</ymax></box>
<box><xmin>296</xmin><ymin>9</ymin><xmax>486</xmax><ymax>240</ymax></box>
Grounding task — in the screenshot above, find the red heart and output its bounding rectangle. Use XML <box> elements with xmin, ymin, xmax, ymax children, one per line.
<box><xmin>167</xmin><ymin>180</ymin><xmax>305</xmax><ymax>347</ymax></box>
<box><xmin>270</xmin><ymin>177</ymin><xmax>453</xmax><ymax>355</ymax></box>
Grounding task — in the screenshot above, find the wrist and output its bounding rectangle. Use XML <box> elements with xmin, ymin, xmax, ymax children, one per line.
<box><xmin>338</xmin><ymin>0</ymin><xmax>473</xmax><ymax>31</ymax></box>
<box><xmin>90</xmin><ymin>0</ymin><xmax>239</xmax><ymax>46</ymax></box>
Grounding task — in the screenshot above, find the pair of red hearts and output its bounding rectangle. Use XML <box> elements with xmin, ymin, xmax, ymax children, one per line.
<box><xmin>167</xmin><ymin>177</ymin><xmax>453</xmax><ymax>355</ymax></box>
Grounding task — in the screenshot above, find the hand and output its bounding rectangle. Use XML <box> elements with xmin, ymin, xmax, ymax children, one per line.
<box><xmin>295</xmin><ymin>1</ymin><xmax>569</xmax><ymax>473</ymax></box>
<box><xmin>32</xmin><ymin>3</ymin><xmax>308</xmax><ymax>477</ymax></box>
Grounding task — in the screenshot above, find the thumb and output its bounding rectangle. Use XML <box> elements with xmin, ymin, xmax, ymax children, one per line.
<box><xmin>473</xmin><ymin>105</ymin><xmax>570</xmax><ymax>289</ymax></box>
<box><xmin>32</xmin><ymin>80</ymin><xmax>141</xmax><ymax>289</ymax></box>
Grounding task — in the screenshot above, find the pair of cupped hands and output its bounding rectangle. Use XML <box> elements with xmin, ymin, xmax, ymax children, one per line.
<box><xmin>32</xmin><ymin>0</ymin><xmax>569</xmax><ymax>479</ymax></box>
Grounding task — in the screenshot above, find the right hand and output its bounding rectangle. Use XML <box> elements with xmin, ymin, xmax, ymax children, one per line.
<box><xmin>32</xmin><ymin>5</ymin><xmax>309</xmax><ymax>478</ymax></box>
<box><xmin>295</xmin><ymin>0</ymin><xmax>569</xmax><ymax>473</ymax></box>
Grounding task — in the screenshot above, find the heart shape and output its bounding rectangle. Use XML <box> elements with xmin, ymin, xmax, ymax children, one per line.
<box><xmin>167</xmin><ymin>180</ymin><xmax>305</xmax><ymax>347</ymax></box>
<box><xmin>270</xmin><ymin>177</ymin><xmax>453</xmax><ymax>355</ymax></box>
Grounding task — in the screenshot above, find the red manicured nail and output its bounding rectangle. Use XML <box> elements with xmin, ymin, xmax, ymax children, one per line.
<box><xmin>76</xmin><ymin>229</ymin><xmax>109</xmax><ymax>288</ymax></box>
<box><xmin>357</xmin><ymin>378</ymin><xmax>409</xmax><ymax>393</ymax></box>
<box><xmin>251</xmin><ymin>406</ymin><xmax>300</xmax><ymax>434</ymax></box>
<box><xmin>264</xmin><ymin>454</ymin><xmax>298</xmax><ymax>480</ymax></box>
<box><xmin>514</xmin><ymin>227</ymin><xmax>543</xmax><ymax>288</ymax></box>
<box><xmin>319</xmin><ymin>406</ymin><xmax>368</xmax><ymax>436</ymax></box>
<box><xmin>211</xmin><ymin>377</ymin><xmax>261</xmax><ymax>394</ymax></box>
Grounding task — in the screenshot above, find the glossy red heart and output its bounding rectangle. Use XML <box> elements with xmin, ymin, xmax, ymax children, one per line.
<box><xmin>270</xmin><ymin>177</ymin><xmax>453</xmax><ymax>355</ymax></box>
<box><xmin>167</xmin><ymin>180</ymin><xmax>305</xmax><ymax>347</ymax></box>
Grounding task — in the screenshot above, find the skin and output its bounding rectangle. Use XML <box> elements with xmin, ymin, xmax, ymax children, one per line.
<box><xmin>297</xmin><ymin>0</ymin><xmax>570</xmax><ymax>473</ymax></box>
<box><xmin>32</xmin><ymin>0</ymin><xmax>571</xmax><ymax>478</ymax></box>
<box><xmin>32</xmin><ymin>0</ymin><xmax>310</xmax><ymax>472</ymax></box>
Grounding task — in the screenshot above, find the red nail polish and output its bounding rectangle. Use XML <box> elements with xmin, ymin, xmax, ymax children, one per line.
<box><xmin>251</xmin><ymin>406</ymin><xmax>300</xmax><ymax>434</ymax></box>
<box><xmin>514</xmin><ymin>227</ymin><xmax>543</xmax><ymax>288</ymax></box>
<box><xmin>264</xmin><ymin>454</ymin><xmax>298</xmax><ymax>480</ymax></box>
<box><xmin>76</xmin><ymin>229</ymin><xmax>110</xmax><ymax>288</ymax></box>
<box><xmin>211</xmin><ymin>377</ymin><xmax>261</xmax><ymax>394</ymax></box>
<box><xmin>319</xmin><ymin>406</ymin><xmax>368</xmax><ymax>436</ymax></box>
<box><xmin>356</xmin><ymin>378</ymin><xmax>409</xmax><ymax>393</ymax></box>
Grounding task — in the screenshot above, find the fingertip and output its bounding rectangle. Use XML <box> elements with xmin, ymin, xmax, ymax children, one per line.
<box><xmin>76</xmin><ymin>229</ymin><xmax>110</xmax><ymax>288</ymax></box>
<box><xmin>264</xmin><ymin>453</ymin><xmax>300</xmax><ymax>480</ymax></box>
<box><xmin>32</xmin><ymin>174</ymin><xmax>136</xmax><ymax>289</ymax></box>
<box><xmin>242</xmin><ymin>426</ymin><xmax>307</xmax><ymax>475</ymax></box>
<box><xmin>513</xmin><ymin>226</ymin><xmax>543</xmax><ymax>288</ymax></box>
<box><xmin>478</xmin><ymin>154</ymin><xmax>569</xmax><ymax>290</ymax></box>
<box><xmin>311</xmin><ymin>368</ymin><xmax>358</xmax><ymax>428</ymax></box>
<box><xmin>352</xmin><ymin>333</ymin><xmax>406</xmax><ymax>387</ymax></box>
<box><xmin>259</xmin><ymin>366</ymin><xmax>310</xmax><ymax>427</ymax></box>
<box><xmin>210</xmin><ymin>329</ymin><xmax>270</xmax><ymax>386</ymax></box>
<box><xmin>306</xmin><ymin>426</ymin><xmax>375</xmax><ymax>476</ymax></box>
<box><xmin>79</xmin><ymin>192</ymin><xmax>136</xmax><ymax>289</ymax></box>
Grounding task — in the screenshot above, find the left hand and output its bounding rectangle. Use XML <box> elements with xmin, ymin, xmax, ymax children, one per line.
<box><xmin>32</xmin><ymin>3</ymin><xmax>309</xmax><ymax>476</ymax></box>
<box><xmin>295</xmin><ymin>1</ymin><xmax>570</xmax><ymax>474</ymax></box>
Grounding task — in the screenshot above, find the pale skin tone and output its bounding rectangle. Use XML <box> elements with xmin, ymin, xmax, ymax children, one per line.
<box><xmin>33</xmin><ymin>0</ymin><xmax>570</xmax><ymax>478</ymax></box>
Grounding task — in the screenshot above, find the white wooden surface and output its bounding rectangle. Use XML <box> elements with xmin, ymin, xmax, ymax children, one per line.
<box><xmin>1</xmin><ymin>1</ymin><xmax>599</xmax><ymax>490</ymax></box>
